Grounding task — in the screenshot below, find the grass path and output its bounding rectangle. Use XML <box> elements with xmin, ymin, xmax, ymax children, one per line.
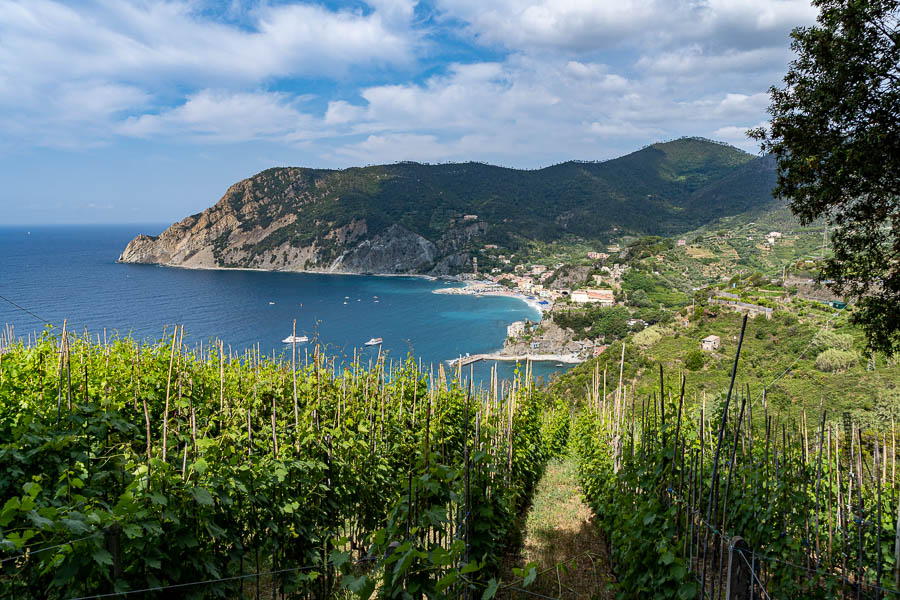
<box><xmin>499</xmin><ymin>457</ymin><xmax>615</xmax><ymax>599</ymax></box>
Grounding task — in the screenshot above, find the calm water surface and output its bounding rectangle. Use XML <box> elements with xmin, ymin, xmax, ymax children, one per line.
<box><xmin>0</xmin><ymin>225</ymin><xmax>569</xmax><ymax>384</ymax></box>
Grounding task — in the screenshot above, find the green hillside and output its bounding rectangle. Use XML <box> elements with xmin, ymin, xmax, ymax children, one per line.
<box><xmin>211</xmin><ymin>137</ymin><xmax>776</xmax><ymax>263</ymax></box>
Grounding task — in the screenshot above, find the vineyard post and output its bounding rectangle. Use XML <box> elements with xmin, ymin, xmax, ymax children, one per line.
<box><xmin>701</xmin><ymin>314</ymin><xmax>747</xmax><ymax>595</ymax></box>
<box><xmin>55</xmin><ymin>319</ymin><xmax>67</xmax><ymax>426</ymax></box>
<box><xmin>463</xmin><ymin>387</ymin><xmax>471</xmax><ymax>591</ymax></box>
<box><xmin>894</xmin><ymin>494</ymin><xmax>900</xmax><ymax>589</ymax></box>
<box><xmin>856</xmin><ymin>426</ymin><xmax>864</xmax><ymax>600</ymax></box>
<box><xmin>814</xmin><ymin>409</ymin><xmax>826</xmax><ymax>567</ymax></box>
<box><xmin>142</xmin><ymin>396</ymin><xmax>151</xmax><ymax>493</ymax></box>
<box><xmin>724</xmin><ymin>536</ymin><xmax>751</xmax><ymax>600</ymax></box>
<box><xmin>162</xmin><ymin>328</ymin><xmax>177</xmax><ymax>463</ymax></box>
<box><xmin>65</xmin><ymin>325</ymin><xmax>73</xmax><ymax>411</ymax></box>
<box><xmin>877</xmin><ymin>450</ymin><xmax>883</xmax><ymax>599</ymax></box>
<box><xmin>292</xmin><ymin>319</ymin><xmax>299</xmax><ymax>452</ymax></box>
<box><xmin>716</xmin><ymin>394</ymin><xmax>747</xmax><ymax>597</ymax></box>
<box><xmin>659</xmin><ymin>363</ymin><xmax>665</xmax><ymax>445</ymax></box>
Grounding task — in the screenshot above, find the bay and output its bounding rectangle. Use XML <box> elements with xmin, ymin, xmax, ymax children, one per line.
<box><xmin>0</xmin><ymin>225</ymin><xmax>569</xmax><ymax>385</ymax></box>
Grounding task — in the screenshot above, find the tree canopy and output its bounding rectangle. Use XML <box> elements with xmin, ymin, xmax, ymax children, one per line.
<box><xmin>752</xmin><ymin>0</ymin><xmax>900</xmax><ymax>355</ymax></box>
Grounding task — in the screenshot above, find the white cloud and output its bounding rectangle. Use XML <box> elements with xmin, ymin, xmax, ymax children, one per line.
<box><xmin>117</xmin><ymin>90</ymin><xmax>318</xmax><ymax>143</ymax></box>
<box><xmin>0</xmin><ymin>0</ymin><xmax>812</xmax><ymax>166</ymax></box>
<box><xmin>0</xmin><ymin>0</ymin><xmax>419</xmax><ymax>146</ymax></box>
<box><xmin>435</xmin><ymin>0</ymin><xmax>816</xmax><ymax>54</ymax></box>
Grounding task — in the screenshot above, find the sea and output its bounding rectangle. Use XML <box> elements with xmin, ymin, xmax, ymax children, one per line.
<box><xmin>0</xmin><ymin>225</ymin><xmax>571</xmax><ymax>385</ymax></box>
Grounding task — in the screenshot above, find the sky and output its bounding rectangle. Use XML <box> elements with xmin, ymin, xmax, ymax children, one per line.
<box><xmin>0</xmin><ymin>0</ymin><xmax>819</xmax><ymax>225</ymax></box>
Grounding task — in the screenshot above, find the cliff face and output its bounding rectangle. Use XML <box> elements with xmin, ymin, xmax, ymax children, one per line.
<box><xmin>118</xmin><ymin>167</ymin><xmax>488</xmax><ymax>275</ymax></box>
<box><xmin>119</xmin><ymin>139</ymin><xmax>778</xmax><ymax>275</ymax></box>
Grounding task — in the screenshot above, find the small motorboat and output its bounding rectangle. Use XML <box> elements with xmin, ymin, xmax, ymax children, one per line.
<box><xmin>282</xmin><ymin>335</ymin><xmax>309</xmax><ymax>344</ymax></box>
<box><xmin>268</xmin><ymin>301</ymin><xmax>276</xmax><ymax>305</ymax></box>
<box><xmin>364</xmin><ymin>337</ymin><xmax>383</xmax><ymax>346</ymax></box>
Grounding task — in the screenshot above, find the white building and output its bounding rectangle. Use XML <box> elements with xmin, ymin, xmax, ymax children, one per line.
<box><xmin>571</xmin><ymin>288</ymin><xmax>616</xmax><ymax>306</ymax></box>
<box><xmin>507</xmin><ymin>321</ymin><xmax>526</xmax><ymax>339</ymax></box>
<box><xmin>701</xmin><ymin>335</ymin><xmax>721</xmax><ymax>351</ymax></box>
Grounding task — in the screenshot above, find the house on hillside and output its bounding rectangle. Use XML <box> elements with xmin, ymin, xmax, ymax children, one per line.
<box><xmin>571</xmin><ymin>288</ymin><xmax>616</xmax><ymax>306</ymax></box>
<box><xmin>507</xmin><ymin>321</ymin><xmax>526</xmax><ymax>339</ymax></box>
<box><xmin>701</xmin><ymin>335</ymin><xmax>720</xmax><ymax>351</ymax></box>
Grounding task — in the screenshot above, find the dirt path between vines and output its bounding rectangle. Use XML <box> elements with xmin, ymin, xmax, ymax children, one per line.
<box><xmin>499</xmin><ymin>457</ymin><xmax>616</xmax><ymax>599</ymax></box>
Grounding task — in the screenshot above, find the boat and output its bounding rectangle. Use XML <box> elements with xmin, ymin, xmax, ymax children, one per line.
<box><xmin>282</xmin><ymin>335</ymin><xmax>309</xmax><ymax>344</ymax></box>
<box><xmin>555</xmin><ymin>363</ymin><xmax>564</xmax><ymax>367</ymax></box>
<box><xmin>343</xmin><ymin>301</ymin><xmax>348</xmax><ymax>304</ymax></box>
<box><xmin>268</xmin><ymin>301</ymin><xmax>275</xmax><ymax>305</ymax></box>
<box><xmin>364</xmin><ymin>337</ymin><xmax>383</xmax><ymax>346</ymax></box>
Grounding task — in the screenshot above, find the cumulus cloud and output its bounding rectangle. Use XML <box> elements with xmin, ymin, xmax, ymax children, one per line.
<box><xmin>0</xmin><ymin>0</ymin><xmax>418</xmax><ymax>146</ymax></box>
<box><xmin>116</xmin><ymin>90</ymin><xmax>319</xmax><ymax>143</ymax></box>
<box><xmin>0</xmin><ymin>0</ymin><xmax>817</xmax><ymax>164</ymax></box>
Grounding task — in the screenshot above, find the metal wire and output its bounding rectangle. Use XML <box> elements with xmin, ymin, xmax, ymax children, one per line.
<box><xmin>0</xmin><ymin>293</ymin><xmax>52</xmax><ymax>325</ymax></box>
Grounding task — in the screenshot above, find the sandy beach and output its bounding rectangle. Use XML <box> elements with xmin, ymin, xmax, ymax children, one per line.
<box><xmin>432</xmin><ymin>281</ymin><xmax>549</xmax><ymax>315</ymax></box>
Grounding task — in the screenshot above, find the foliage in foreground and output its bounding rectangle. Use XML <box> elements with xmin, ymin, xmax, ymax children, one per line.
<box><xmin>0</xmin><ymin>329</ymin><xmax>558</xmax><ymax>599</ymax></box>
<box><xmin>573</xmin><ymin>362</ymin><xmax>900</xmax><ymax>599</ymax></box>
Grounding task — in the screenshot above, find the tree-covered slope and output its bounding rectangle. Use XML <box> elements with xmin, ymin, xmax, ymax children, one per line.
<box><xmin>120</xmin><ymin>137</ymin><xmax>778</xmax><ymax>274</ymax></box>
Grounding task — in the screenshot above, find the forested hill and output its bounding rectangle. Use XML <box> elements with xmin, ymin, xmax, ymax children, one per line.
<box><xmin>119</xmin><ymin>137</ymin><xmax>778</xmax><ymax>275</ymax></box>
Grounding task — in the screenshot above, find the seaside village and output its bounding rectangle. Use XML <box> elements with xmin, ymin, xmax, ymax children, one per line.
<box><xmin>437</xmin><ymin>228</ymin><xmax>848</xmax><ymax>366</ymax></box>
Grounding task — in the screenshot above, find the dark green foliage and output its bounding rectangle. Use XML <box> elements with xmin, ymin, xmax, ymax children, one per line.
<box><xmin>0</xmin><ymin>332</ymin><xmax>556</xmax><ymax>599</ymax></box>
<box><xmin>553</xmin><ymin>306</ymin><xmax>632</xmax><ymax>341</ymax></box>
<box><xmin>752</xmin><ymin>0</ymin><xmax>900</xmax><ymax>355</ymax></box>
<box><xmin>204</xmin><ymin>138</ymin><xmax>777</xmax><ymax>270</ymax></box>
<box><xmin>684</xmin><ymin>349</ymin><xmax>705</xmax><ymax>371</ymax></box>
<box><xmin>573</xmin><ymin>385</ymin><xmax>899</xmax><ymax>598</ymax></box>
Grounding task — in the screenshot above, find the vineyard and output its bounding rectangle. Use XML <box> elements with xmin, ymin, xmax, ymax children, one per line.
<box><xmin>0</xmin><ymin>323</ymin><xmax>566</xmax><ymax>599</ymax></box>
<box><xmin>573</xmin><ymin>317</ymin><xmax>900</xmax><ymax>599</ymax></box>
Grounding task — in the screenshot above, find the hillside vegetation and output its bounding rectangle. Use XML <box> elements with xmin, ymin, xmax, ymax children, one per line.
<box><xmin>121</xmin><ymin>138</ymin><xmax>778</xmax><ymax>274</ymax></box>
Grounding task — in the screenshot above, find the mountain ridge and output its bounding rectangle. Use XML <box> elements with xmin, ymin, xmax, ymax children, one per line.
<box><xmin>118</xmin><ymin>137</ymin><xmax>777</xmax><ymax>275</ymax></box>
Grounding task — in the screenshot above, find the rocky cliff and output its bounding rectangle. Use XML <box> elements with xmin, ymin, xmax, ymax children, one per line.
<box><xmin>119</xmin><ymin>138</ymin><xmax>778</xmax><ymax>275</ymax></box>
<box><xmin>119</xmin><ymin>167</ymin><xmax>488</xmax><ymax>275</ymax></box>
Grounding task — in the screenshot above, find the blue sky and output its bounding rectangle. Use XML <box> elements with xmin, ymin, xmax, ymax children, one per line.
<box><xmin>0</xmin><ymin>0</ymin><xmax>818</xmax><ymax>225</ymax></box>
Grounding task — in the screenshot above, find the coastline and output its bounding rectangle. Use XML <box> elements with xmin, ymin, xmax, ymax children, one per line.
<box><xmin>448</xmin><ymin>352</ymin><xmax>583</xmax><ymax>367</ymax></box>
<box><xmin>117</xmin><ymin>259</ymin><xmax>441</xmax><ymax>281</ymax></box>
<box><xmin>432</xmin><ymin>280</ymin><xmax>548</xmax><ymax>316</ymax></box>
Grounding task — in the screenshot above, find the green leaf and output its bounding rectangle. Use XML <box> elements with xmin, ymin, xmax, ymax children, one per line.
<box><xmin>391</xmin><ymin>547</ymin><xmax>417</xmax><ymax>585</ymax></box>
<box><xmin>122</xmin><ymin>524</ymin><xmax>142</xmax><ymax>539</ymax></box>
<box><xmin>329</xmin><ymin>549</ymin><xmax>350</xmax><ymax>570</ymax></box>
<box><xmin>436</xmin><ymin>571</ymin><xmax>458</xmax><ymax>592</ymax></box>
<box><xmin>91</xmin><ymin>548</ymin><xmax>113</xmax><ymax>567</ymax></box>
<box><xmin>190</xmin><ymin>487</ymin><xmax>214</xmax><ymax>506</ymax></box>
<box><xmin>23</xmin><ymin>482</ymin><xmax>41</xmax><ymax>498</ymax></box>
<box><xmin>678</xmin><ymin>582</ymin><xmax>698</xmax><ymax>600</ymax></box>
<box><xmin>342</xmin><ymin>574</ymin><xmax>375</xmax><ymax>599</ymax></box>
<box><xmin>193</xmin><ymin>458</ymin><xmax>208</xmax><ymax>475</ymax></box>
<box><xmin>460</xmin><ymin>560</ymin><xmax>482</xmax><ymax>575</ymax></box>
<box><xmin>482</xmin><ymin>578</ymin><xmax>499</xmax><ymax>600</ymax></box>
<box><xmin>522</xmin><ymin>564</ymin><xmax>537</xmax><ymax>587</ymax></box>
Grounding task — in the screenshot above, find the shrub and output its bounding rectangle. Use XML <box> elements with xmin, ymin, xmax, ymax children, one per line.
<box><xmin>684</xmin><ymin>349</ymin><xmax>705</xmax><ymax>371</ymax></box>
<box><xmin>812</xmin><ymin>330</ymin><xmax>854</xmax><ymax>351</ymax></box>
<box><xmin>815</xmin><ymin>348</ymin><xmax>859</xmax><ymax>372</ymax></box>
<box><xmin>633</xmin><ymin>327</ymin><xmax>661</xmax><ymax>348</ymax></box>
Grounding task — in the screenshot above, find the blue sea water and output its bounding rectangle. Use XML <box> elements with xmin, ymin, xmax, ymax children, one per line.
<box><xmin>0</xmin><ymin>225</ymin><xmax>569</xmax><ymax>385</ymax></box>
